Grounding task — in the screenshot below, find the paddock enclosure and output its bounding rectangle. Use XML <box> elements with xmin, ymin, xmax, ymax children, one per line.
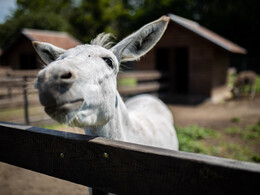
<box><xmin>0</xmin><ymin>121</ymin><xmax>259</xmax><ymax>195</ymax></box>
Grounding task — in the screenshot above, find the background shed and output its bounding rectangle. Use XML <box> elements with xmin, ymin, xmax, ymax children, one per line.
<box><xmin>0</xmin><ymin>29</ymin><xmax>81</xmax><ymax>70</ymax></box>
<box><xmin>134</xmin><ymin>14</ymin><xmax>247</xmax><ymax>102</ymax></box>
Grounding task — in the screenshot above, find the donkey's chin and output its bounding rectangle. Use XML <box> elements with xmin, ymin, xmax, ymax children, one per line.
<box><xmin>44</xmin><ymin>99</ymin><xmax>84</xmax><ymax>124</ymax></box>
<box><xmin>68</xmin><ymin>103</ymin><xmax>112</xmax><ymax>128</ymax></box>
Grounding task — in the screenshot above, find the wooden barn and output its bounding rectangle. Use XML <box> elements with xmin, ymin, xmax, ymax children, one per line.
<box><xmin>0</xmin><ymin>29</ymin><xmax>81</xmax><ymax>70</ymax></box>
<box><xmin>133</xmin><ymin>14</ymin><xmax>247</xmax><ymax>102</ymax></box>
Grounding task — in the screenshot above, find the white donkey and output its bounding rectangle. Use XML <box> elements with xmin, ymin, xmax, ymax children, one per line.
<box><xmin>33</xmin><ymin>16</ymin><xmax>178</xmax><ymax>150</ymax></box>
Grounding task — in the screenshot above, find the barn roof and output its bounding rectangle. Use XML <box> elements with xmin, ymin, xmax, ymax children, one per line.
<box><xmin>22</xmin><ymin>29</ymin><xmax>82</xmax><ymax>49</ymax></box>
<box><xmin>168</xmin><ymin>13</ymin><xmax>247</xmax><ymax>54</ymax></box>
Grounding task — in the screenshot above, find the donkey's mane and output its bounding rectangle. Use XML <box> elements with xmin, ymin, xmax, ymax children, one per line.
<box><xmin>90</xmin><ymin>33</ymin><xmax>115</xmax><ymax>49</ymax></box>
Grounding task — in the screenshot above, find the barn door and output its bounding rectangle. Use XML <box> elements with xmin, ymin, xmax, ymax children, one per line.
<box><xmin>20</xmin><ymin>53</ymin><xmax>37</xmax><ymax>69</ymax></box>
<box><xmin>174</xmin><ymin>47</ymin><xmax>189</xmax><ymax>94</ymax></box>
<box><xmin>156</xmin><ymin>48</ymin><xmax>170</xmax><ymax>72</ymax></box>
<box><xmin>155</xmin><ymin>48</ymin><xmax>171</xmax><ymax>94</ymax></box>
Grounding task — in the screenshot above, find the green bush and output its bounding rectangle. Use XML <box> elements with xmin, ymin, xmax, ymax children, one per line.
<box><xmin>255</xmin><ymin>76</ymin><xmax>260</xmax><ymax>93</ymax></box>
<box><xmin>231</xmin><ymin>117</ymin><xmax>240</xmax><ymax>123</ymax></box>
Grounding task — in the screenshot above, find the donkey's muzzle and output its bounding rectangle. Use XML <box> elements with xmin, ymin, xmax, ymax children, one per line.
<box><xmin>36</xmin><ymin>66</ymin><xmax>76</xmax><ymax>107</ymax></box>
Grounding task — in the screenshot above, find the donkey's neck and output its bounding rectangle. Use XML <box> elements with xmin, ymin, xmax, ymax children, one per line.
<box><xmin>84</xmin><ymin>91</ymin><xmax>130</xmax><ymax>141</ymax></box>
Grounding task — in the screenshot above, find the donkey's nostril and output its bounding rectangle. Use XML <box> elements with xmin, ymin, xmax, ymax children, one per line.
<box><xmin>60</xmin><ymin>72</ymin><xmax>73</xmax><ymax>79</ymax></box>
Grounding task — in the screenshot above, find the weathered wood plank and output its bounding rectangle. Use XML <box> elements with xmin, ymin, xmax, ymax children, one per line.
<box><xmin>118</xmin><ymin>82</ymin><xmax>168</xmax><ymax>95</ymax></box>
<box><xmin>0</xmin><ymin>78</ymin><xmax>35</xmax><ymax>87</ymax></box>
<box><xmin>118</xmin><ymin>71</ymin><xmax>168</xmax><ymax>81</ymax></box>
<box><xmin>0</xmin><ymin>78</ymin><xmax>24</xmax><ymax>87</ymax></box>
<box><xmin>5</xmin><ymin>69</ymin><xmax>38</xmax><ymax>78</ymax></box>
<box><xmin>0</xmin><ymin>121</ymin><xmax>259</xmax><ymax>195</ymax></box>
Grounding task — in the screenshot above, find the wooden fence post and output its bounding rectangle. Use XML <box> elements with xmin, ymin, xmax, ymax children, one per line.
<box><xmin>7</xmin><ymin>86</ymin><xmax>12</xmax><ymax>98</ymax></box>
<box><xmin>23</xmin><ymin>76</ymin><xmax>30</xmax><ymax>125</ymax></box>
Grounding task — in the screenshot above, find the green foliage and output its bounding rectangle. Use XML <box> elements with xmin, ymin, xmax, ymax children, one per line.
<box><xmin>225</xmin><ymin>127</ymin><xmax>241</xmax><ymax>135</ymax></box>
<box><xmin>252</xmin><ymin>155</ymin><xmax>260</xmax><ymax>163</ymax></box>
<box><xmin>244</xmin><ymin>122</ymin><xmax>260</xmax><ymax>141</ymax></box>
<box><xmin>177</xmin><ymin>123</ymin><xmax>260</xmax><ymax>163</ymax></box>
<box><xmin>229</xmin><ymin>73</ymin><xmax>260</xmax><ymax>94</ymax></box>
<box><xmin>176</xmin><ymin>125</ymin><xmax>219</xmax><ymax>155</ymax></box>
<box><xmin>225</xmin><ymin>122</ymin><xmax>260</xmax><ymax>142</ymax></box>
<box><xmin>255</xmin><ymin>75</ymin><xmax>260</xmax><ymax>93</ymax></box>
<box><xmin>224</xmin><ymin>122</ymin><xmax>260</xmax><ymax>162</ymax></box>
<box><xmin>41</xmin><ymin>123</ymin><xmax>67</xmax><ymax>130</ymax></box>
<box><xmin>118</xmin><ymin>78</ymin><xmax>137</xmax><ymax>87</ymax></box>
<box><xmin>0</xmin><ymin>0</ymin><xmax>72</xmax><ymax>49</ymax></box>
<box><xmin>219</xmin><ymin>142</ymin><xmax>253</xmax><ymax>162</ymax></box>
<box><xmin>228</xmin><ymin>73</ymin><xmax>236</xmax><ymax>88</ymax></box>
<box><xmin>127</xmin><ymin>0</ymin><xmax>196</xmax><ymax>33</ymax></box>
<box><xmin>68</xmin><ymin>0</ymin><xmax>130</xmax><ymax>43</ymax></box>
<box><xmin>0</xmin><ymin>0</ymin><xmax>260</xmax><ymax>64</ymax></box>
<box><xmin>231</xmin><ymin>117</ymin><xmax>240</xmax><ymax>123</ymax></box>
<box><xmin>177</xmin><ymin>125</ymin><xmax>219</xmax><ymax>140</ymax></box>
<box><xmin>0</xmin><ymin>0</ymin><xmax>130</xmax><ymax>49</ymax></box>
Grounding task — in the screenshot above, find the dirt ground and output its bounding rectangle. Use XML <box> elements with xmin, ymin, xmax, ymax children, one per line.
<box><xmin>170</xmin><ymin>95</ymin><xmax>260</xmax><ymax>131</ymax></box>
<box><xmin>0</xmin><ymin>96</ymin><xmax>260</xmax><ymax>195</ymax></box>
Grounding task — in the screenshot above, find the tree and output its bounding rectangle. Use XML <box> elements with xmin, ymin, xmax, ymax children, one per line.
<box><xmin>0</xmin><ymin>0</ymin><xmax>130</xmax><ymax>49</ymax></box>
<box><xmin>1</xmin><ymin>0</ymin><xmax>259</xmax><ymax>72</ymax></box>
<box><xmin>68</xmin><ymin>0</ymin><xmax>130</xmax><ymax>43</ymax></box>
<box><xmin>0</xmin><ymin>0</ymin><xmax>73</xmax><ymax>49</ymax></box>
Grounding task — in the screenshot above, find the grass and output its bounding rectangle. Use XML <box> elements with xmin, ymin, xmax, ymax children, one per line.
<box><xmin>41</xmin><ymin>123</ymin><xmax>66</xmax><ymax>130</ymax></box>
<box><xmin>176</xmin><ymin>122</ymin><xmax>260</xmax><ymax>163</ymax></box>
<box><xmin>219</xmin><ymin>142</ymin><xmax>254</xmax><ymax>162</ymax></box>
<box><xmin>176</xmin><ymin>125</ymin><xmax>220</xmax><ymax>155</ymax></box>
<box><xmin>0</xmin><ymin>106</ymin><xmax>43</xmax><ymax>121</ymax></box>
<box><xmin>225</xmin><ymin>122</ymin><xmax>260</xmax><ymax>142</ymax></box>
<box><xmin>118</xmin><ymin>78</ymin><xmax>137</xmax><ymax>87</ymax></box>
<box><xmin>0</xmin><ymin>107</ymin><xmax>24</xmax><ymax>120</ymax></box>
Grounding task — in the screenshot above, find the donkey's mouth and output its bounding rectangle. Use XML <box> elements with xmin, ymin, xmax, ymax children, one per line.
<box><xmin>45</xmin><ymin>99</ymin><xmax>84</xmax><ymax>116</ymax></box>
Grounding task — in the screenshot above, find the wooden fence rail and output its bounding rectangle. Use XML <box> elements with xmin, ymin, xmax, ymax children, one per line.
<box><xmin>0</xmin><ymin>121</ymin><xmax>259</xmax><ymax>195</ymax></box>
<box><xmin>0</xmin><ymin>70</ymin><xmax>166</xmax><ymax>100</ymax></box>
<box><xmin>0</xmin><ymin>70</ymin><xmax>167</xmax><ymax>125</ymax></box>
<box><xmin>117</xmin><ymin>71</ymin><xmax>169</xmax><ymax>96</ymax></box>
<box><xmin>0</xmin><ymin>76</ymin><xmax>36</xmax><ymax>125</ymax></box>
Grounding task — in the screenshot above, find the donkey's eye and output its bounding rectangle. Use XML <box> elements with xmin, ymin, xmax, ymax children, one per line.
<box><xmin>102</xmin><ymin>57</ymin><xmax>113</xmax><ymax>69</ymax></box>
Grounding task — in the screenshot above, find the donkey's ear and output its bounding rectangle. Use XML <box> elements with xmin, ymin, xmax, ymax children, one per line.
<box><xmin>32</xmin><ymin>41</ymin><xmax>66</xmax><ymax>65</ymax></box>
<box><xmin>111</xmin><ymin>16</ymin><xmax>170</xmax><ymax>62</ymax></box>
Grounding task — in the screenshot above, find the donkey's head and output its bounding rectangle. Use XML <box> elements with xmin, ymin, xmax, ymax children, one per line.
<box><xmin>33</xmin><ymin>16</ymin><xmax>169</xmax><ymax>127</ymax></box>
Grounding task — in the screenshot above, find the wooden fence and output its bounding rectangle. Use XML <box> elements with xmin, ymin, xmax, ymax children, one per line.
<box><xmin>0</xmin><ymin>121</ymin><xmax>259</xmax><ymax>195</ymax></box>
<box><xmin>117</xmin><ymin>70</ymin><xmax>169</xmax><ymax>96</ymax></box>
<box><xmin>0</xmin><ymin>69</ymin><xmax>168</xmax><ymax>125</ymax></box>
<box><xmin>0</xmin><ymin>69</ymin><xmax>39</xmax><ymax>125</ymax></box>
<box><xmin>0</xmin><ymin>69</ymin><xmax>38</xmax><ymax>105</ymax></box>
<box><xmin>0</xmin><ymin>69</ymin><xmax>167</xmax><ymax>99</ymax></box>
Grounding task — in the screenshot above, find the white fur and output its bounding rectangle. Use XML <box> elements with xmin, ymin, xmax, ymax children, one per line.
<box><xmin>33</xmin><ymin>16</ymin><xmax>178</xmax><ymax>150</ymax></box>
